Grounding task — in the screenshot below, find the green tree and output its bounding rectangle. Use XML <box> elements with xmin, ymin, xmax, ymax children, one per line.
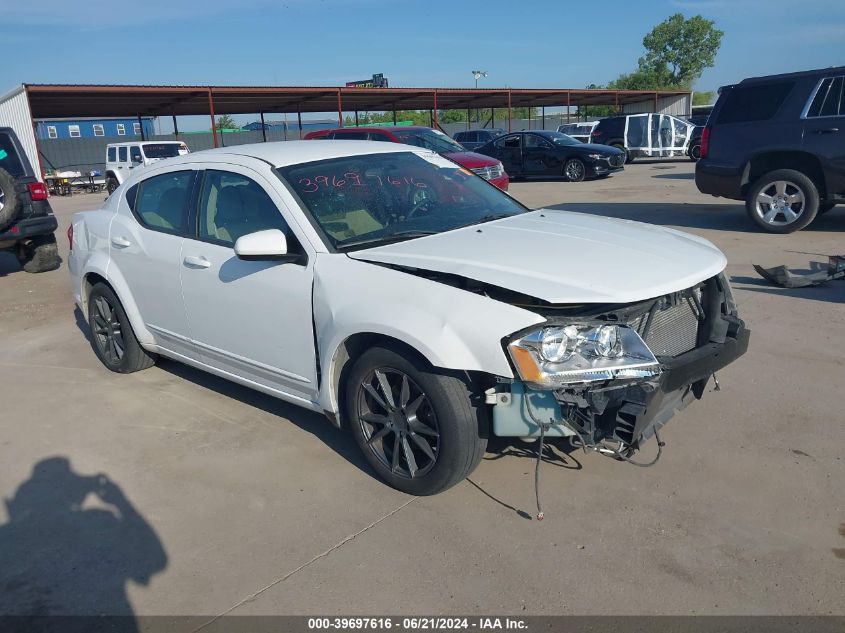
<box><xmin>215</xmin><ymin>114</ymin><xmax>238</xmax><ymax>130</ymax></box>
<box><xmin>692</xmin><ymin>90</ymin><xmax>715</xmax><ymax>106</ymax></box>
<box><xmin>639</xmin><ymin>14</ymin><xmax>723</xmax><ymax>88</ymax></box>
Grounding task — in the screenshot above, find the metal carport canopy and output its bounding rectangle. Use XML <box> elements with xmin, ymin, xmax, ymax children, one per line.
<box><xmin>24</xmin><ymin>84</ymin><xmax>690</xmax><ymax>118</ymax></box>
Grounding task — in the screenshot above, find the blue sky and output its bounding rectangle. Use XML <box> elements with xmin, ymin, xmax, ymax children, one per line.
<box><xmin>2</xmin><ymin>0</ymin><xmax>843</xmax><ymax>129</ymax></box>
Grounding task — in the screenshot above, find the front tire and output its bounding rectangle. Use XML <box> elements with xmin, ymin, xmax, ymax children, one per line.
<box><xmin>106</xmin><ymin>178</ymin><xmax>119</xmax><ymax>195</ymax></box>
<box><xmin>745</xmin><ymin>169</ymin><xmax>819</xmax><ymax>233</ymax></box>
<box><xmin>17</xmin><ymin>234</ymin><xmax>60</xmax><ymax>273</ymax></box>
<box><xmin>87</xmin><ymin>283</ymin><xmax>156</xmax><ymax>373</ymax></box>
<box><xmin>345</xmin><ymin>346</ymin><xmax>486</xmax><ymax>495</ymax></box>
<box><xmin>564</xmin><ymin>158</ymin><xmax>586</xmax><ymax>182</ymax></box>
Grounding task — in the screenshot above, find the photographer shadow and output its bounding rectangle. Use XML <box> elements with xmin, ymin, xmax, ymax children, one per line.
<box><xmin>0</xmin><ymin>457</ymin><xmax>167</xmax><ymax>632</ymax></box>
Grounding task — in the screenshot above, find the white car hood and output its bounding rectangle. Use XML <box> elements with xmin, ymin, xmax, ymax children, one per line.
<box><xmin>348</xmin><ymin>210</ymin><xmax>727</xmax><ymax>304</ymax></box>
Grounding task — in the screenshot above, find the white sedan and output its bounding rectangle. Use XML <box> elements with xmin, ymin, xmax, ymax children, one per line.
<box><xmin>68</xmin><ymin>141</ymin><xmax>749</xmax><ymax>495</ymax></box>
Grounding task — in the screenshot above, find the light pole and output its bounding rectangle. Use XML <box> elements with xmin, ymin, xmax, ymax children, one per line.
<box><xmin>471</xmin><ymin>70</ymin><xmax>487</xmax><ymax>126</ymax></box>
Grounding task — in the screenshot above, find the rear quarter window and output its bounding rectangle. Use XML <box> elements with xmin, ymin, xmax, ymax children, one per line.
<box><xmin>0</xmin><ymin>132</ymin><xmax>27</xmax><ymax>177</ymax></box>
<box><xmin>716</xmin><ymin>81</ymin><xmax>795</xmax><ymax>124</ymax></box>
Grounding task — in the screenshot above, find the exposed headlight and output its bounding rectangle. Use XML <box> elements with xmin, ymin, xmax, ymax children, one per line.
<box><xmin>508</xmin><ymin>324</ymin><xmax>660</xmax><ymax>388</ymax></box>
<box><xmin>587</xmin><ymin>153</ymin><xmax>605</xmax><ymax>160</ymax></box>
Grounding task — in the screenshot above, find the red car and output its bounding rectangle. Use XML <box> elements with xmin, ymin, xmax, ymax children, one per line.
<box><xmin>303</xmin><ymin>126</ymin><xmax>509</xmax><ymax>191</ymax></box>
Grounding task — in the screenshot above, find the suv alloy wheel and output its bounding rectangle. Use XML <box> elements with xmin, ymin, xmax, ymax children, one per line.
<box><xmin>745</xmin><ymin>169</ymin><xmax>820</xmax><ymax>233</ymax></box>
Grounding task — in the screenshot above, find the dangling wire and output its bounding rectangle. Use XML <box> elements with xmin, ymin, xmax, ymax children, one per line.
<box><xmin>534</xmin><ymin>422</ymin><xmax>547</xmax><ymax>521</ymax></box>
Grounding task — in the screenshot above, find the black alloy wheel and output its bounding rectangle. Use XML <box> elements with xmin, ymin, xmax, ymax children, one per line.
<box><xmin>87</xmin><ymin>283</ymin><xmax>156</xmax><ymax>373</ymax></box>
<box><xmin>564</xmin><ymin>158</ymin><xmax>586</xmax><ymax>182</ymax></box>
<box><xmin>91</xmin><ymin>293</ymin><xmax>126</xmax><ymax>366</ymax></box>
<box><xmin>356</xmin><ymin>368</ymin><xmax>440</xmax><ymax>479</ymax></box>
<box><xmin>345</xmin><ymin>346</ymin><xmax>486</xmax><ymax>495</ymax></box>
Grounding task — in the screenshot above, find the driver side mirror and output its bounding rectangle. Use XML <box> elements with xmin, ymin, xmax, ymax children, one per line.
<box><xmin>234</xmin><ymin>229</ymin><xmax>300</xmax><ymax>263</ymax></box>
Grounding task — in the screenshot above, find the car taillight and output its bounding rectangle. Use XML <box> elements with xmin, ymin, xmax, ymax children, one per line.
<box><xmin>67</xmin><ymin>224</ymin><xmax>73</xmax><ymax>251</ymax></box>
<box><xmin>700</xmin><ymin>126</ymin><xmax>711</xmax><ymax>159</ymax></box>
<box><xmin>28</xmin><ymin>182</ymin><xmax>48</xmax><ymax>201</ymax></box>
<box><xmin>591</xmin><ymin>129</ymin><xmax>603</xmax><ymax>138</ymax></box>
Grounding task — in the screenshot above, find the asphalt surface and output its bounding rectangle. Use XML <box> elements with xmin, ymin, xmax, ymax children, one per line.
<box><xmin>0</xmin><ymin>159</ymin><xmax>843</xmax><ymax>619</ymax></box>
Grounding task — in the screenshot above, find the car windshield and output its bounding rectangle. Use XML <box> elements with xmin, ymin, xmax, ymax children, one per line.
<box><xmin>392</xmin><ymin>129</ymin><xmax>466</xmax><ymax>154</ymax></box>
<box><xmin>142</xmin><ymin>143</ymin><xmax>181</xmax><ymax>159</ymax></box>
<box><xmin>278</xmin><ymin>151</ymin><xmax>527</xmax><ymax>251</ymax></box>
<box><xmin>543</xmin><ymin>132</ymin><xmax>580</xmax><ymax>146</ymax></box>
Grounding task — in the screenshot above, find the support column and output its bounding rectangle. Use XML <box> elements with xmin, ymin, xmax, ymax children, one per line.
<box><xmin>355</xmin><ymin>110</ymin><xmax>359</xmax><ymax>126</ymax></box>
<box><xmin>392</xmin><ymin>105</ymin><xmax>397</xmax><ymax>125</ymax></box>
<box><xmin>433</xmin><ymin>91</ymin><xmax>438</xmax><ymax>127</ymax></box>
<box><xmin>467</xmin><ymin>108</ymin><xmax>471</xmax><ymax>130</ymax></box>
<box><xmin>297</xmin><ymin>108</ymin><xmax>303</xmax><ymax>140</ymax></box>
<box><xmin>172</xmin><ymin>115</ymin><xmax>179</xmax><ymax>138</ymax></box>
<box><xmin>337</xmin><ymin>90</ymin><xmax>343</xmax><ymax>127</ymax></box>
<box><xmin>260</xmin><ymin>111</ymin><xmax>267</xmax><ymax>142</ymax></box>
<box><xmin>542</xmin><ymin>106</ymin><xmax>545</xmax><ymax>130</ymax></box>
<box><xmin>507</xmin><ymin>90</ymin><xmax>512</xmax><ymax>132</ymax></box>
<box><xmin>567</xmin><ymin>90</ymin><xmax>571</xmax><ymax>125</ymax></box>
<box><xmin>138</xmin><ymin>114</ymin><xmax>145</xmax><ymax>141</ymax></box>
<box><xmin>208</xmin><ymin>89</ymin><xmax>218</xmax><ymax>148</ymax></box>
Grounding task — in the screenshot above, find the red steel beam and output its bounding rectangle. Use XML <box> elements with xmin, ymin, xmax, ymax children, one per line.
<box><xmin>207</xmin><ymin>88</ymin><xmax>218</xmax><ymax>148</ymax></box>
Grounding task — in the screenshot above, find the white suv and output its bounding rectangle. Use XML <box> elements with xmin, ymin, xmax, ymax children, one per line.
<box><xmin>105</xmin><ymin>141</ymin><xmax>188</xmax><ymax>194</ymax></box>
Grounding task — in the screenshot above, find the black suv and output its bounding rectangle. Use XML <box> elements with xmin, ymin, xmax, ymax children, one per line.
<box><xmin>452</xmin><ymin>129</ymin><xmax>505</xmax><ymax>151</ymax></box>
<box><xmin>0</xmin><ymin>127</ymin><xmax>60</xmax><ymax>272</ymax></box>
<box><xmin>696</xmin><ymin>66</ymin><xmax>844</xmax><ymax>233</ymax></box>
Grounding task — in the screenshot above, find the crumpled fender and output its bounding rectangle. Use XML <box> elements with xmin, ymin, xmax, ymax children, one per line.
<box><xmin>313</xmin><ymin>254</ymin><xmax>544</xmax><ymax>416</ymax></box>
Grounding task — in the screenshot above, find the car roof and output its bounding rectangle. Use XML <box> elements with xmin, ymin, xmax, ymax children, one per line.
<box><xmin>152</xmin><ymin>140</ymin><xmax>418</xmax><ymax>168</ymax></box>
<box><xmin>737</xmin><ymin>65</ymin><xmax>845</xmax><ymax>86</ymax></box>
<box><xmin>333</xmin><ymin>126</ymin><xmax>432</xmax><ymax>133</ymax></box>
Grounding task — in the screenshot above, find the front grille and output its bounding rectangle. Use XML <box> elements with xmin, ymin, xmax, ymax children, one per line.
<box><xmin>629</xmin><ymin>288</ymin><xmax>703</xmax><ymax>357</ymax></box>
<box><xmin>471</xmin><ymin>163</ymin><xmax>504</xmax><ymax>180</ymax></box>
<box><xmin>609</xmin><ymin>154</ymin><xmax>624</xmax><ymax>167</ymax></box>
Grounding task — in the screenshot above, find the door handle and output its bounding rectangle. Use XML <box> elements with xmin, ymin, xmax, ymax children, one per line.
<box><xmin>111</xmin><ymin>236</ymin><xmax>131</xmax><ymax>248</ymax></box>
<box><xmin>813</xmin><ymin>127</ymin><xmax>839</xmax><ymax>134</ymax></box>
<box><xmin>183</xmin><ymin>255</ymin><xmax>211</xmax><ymax>269</ymax></box>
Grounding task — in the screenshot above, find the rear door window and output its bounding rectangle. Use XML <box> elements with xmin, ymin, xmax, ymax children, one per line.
<box><xmin>806</xmin><ymin>76</ymin><xmax>844</xmax><ymax>117</ymax></box>
<box><xmin>130</xmin><ymin>170</ymin><xmax>193</xmax><ymax>234</ymax></box>
<box><xmin>716</xmin><ymin>82</ymin><xmax>795</xmax><ymax>123</ymax></box>
<box><xmin>118</xmin><ymin>147</ymin><xmax>128</xmax><ymax>162</ymax></box>
<box><xmin>0</xmin><ymin>132</ymin><xmax>26</xmax><ymax>177</ymax></box>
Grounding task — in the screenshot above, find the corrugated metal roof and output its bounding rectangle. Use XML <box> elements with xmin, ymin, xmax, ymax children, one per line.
<box><xmin>18</xmin><ymin>84</ymin><xmax>691</xmax><ymax>118</ymax></box>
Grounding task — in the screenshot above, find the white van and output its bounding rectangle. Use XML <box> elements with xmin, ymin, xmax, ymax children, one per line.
<box><xmin>105</xmin><ymin>141</ymin><xmax>189</xmax><ymax>194</ymax></box>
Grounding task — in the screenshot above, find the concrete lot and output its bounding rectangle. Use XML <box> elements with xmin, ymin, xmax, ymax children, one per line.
<box><xmin>0</xmin><ymin>159</ymin><xmax>843</xmax><ymax>619</ymax></box>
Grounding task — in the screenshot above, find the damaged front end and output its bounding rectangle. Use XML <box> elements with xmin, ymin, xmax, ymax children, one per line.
<box><xmin>491</xmin><ymin>273</ymin><xmax>750</xmax><ymax>456</ymax></box>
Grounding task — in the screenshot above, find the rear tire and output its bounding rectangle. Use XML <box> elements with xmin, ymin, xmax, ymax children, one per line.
<box><xmin>745</xmin><ymin>169</ymin><xmax>819</xmax><ymax>234</ymax></box>
<box><xmin>106</xmin><ymin>178</ymin><xmax>119</xmax><ymax>195</ymax></box>
<box><xmin>87</xmin><ymin>283</ymin><xmax>156</xmax><ymax>373</ymax></box>
<box><xmin>17</xmin><ymin>234</ymin><xmax>60</xmax><ymax>273</ymax></box>
<box><xmin>689</xmin><ymin>143</ymin><xmax>701</xmax><ymax>162</ymax></box>
<box><xmin>345</xmin><ymin>346</ymin><xmax>486</xmax><ymax>495</ymax></box>
<box><xmin>0</xmin><ymin>167</ymin><xmax>20</xmax><ymax>230</ymax></box>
